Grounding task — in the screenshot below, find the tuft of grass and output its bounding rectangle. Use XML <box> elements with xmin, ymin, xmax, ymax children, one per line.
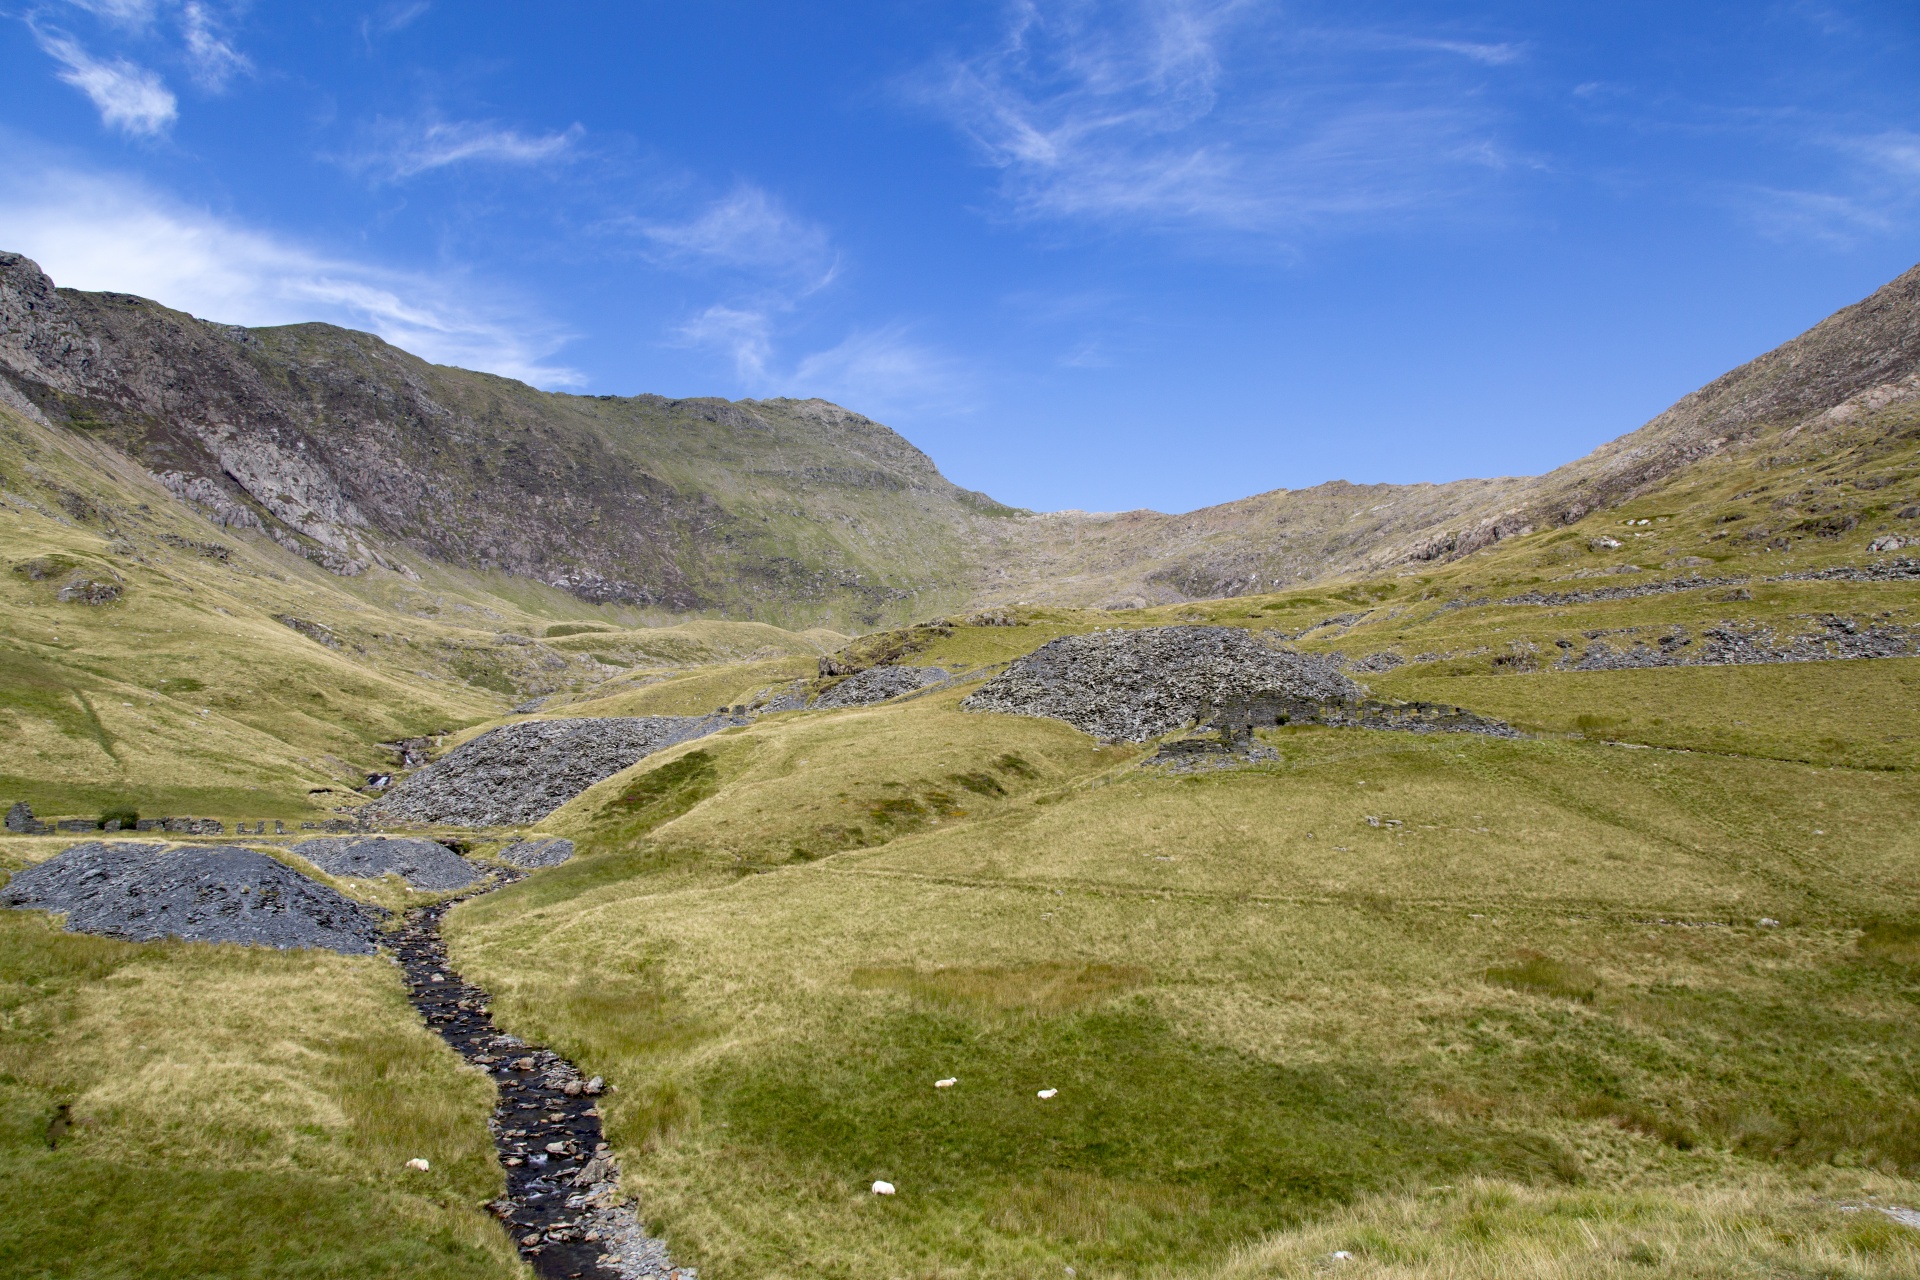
<box><xmin>1858</xmin><ymin>921</ymin><xmax>1920</xmax><ymax>967</ymax></box>
<box><xmin>992</xmin><ymin>1168</ymin><xmax>1209</xmax><ymax>1245</ymax></box>
<box><xmin>850</xmin><ymin>961</ymin><xmax>1151</xmax><ymax>1015</ymax></box>
<box><xmin>1207</xmin><ymin>1178</ymin><xmax>1920</xmax><ymax>1280</ymax></box>
<box><xmin>1485</xmin><ymin>951</ymin><xmax>1601</xmax><ymax>1002</ymax></box>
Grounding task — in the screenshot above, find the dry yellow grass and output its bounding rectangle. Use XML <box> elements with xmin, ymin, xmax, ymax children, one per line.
<box><xmin>445</xmin><ymin>678</ymin><xmax>1920</xmax><ymax>1279</ymax></box>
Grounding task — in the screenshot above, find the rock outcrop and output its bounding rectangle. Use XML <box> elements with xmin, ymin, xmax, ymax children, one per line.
<box><xmin>0</xmin><ymin>250</ymin><xmax>1009</xmax><ymax>628</ymax></box>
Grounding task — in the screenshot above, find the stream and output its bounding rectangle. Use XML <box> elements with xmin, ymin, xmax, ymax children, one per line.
<box><xmin>395</xmin><ymin>891</ymin><xmax>694</xmax><ymax>1280</ymax></box>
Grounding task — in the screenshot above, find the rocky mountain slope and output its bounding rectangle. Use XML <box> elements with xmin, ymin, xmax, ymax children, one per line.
<box><xmin>5</xmin><ymin>248</ymin><xmax>1917</xmax><ymax>623</ymax></box>
<box><xmin>983</xmin><ymin>263</ymin><xmax>1920</xmax><ymax>606</ymax></box>
<box><xmin>0</xmin><ymin>252</ymin><xmax>1012</xmax><ymax>631</ymax></box>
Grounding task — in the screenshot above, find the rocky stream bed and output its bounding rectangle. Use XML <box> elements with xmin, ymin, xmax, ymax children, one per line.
<box><xmin>396</xmin><ymin>889</ymin><xmax>693</xmax><ymax>1280</ymax></box>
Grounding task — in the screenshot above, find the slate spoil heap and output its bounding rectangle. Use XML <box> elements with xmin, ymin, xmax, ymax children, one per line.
<box><xmin>964</xmin><ymin>625</ymin><xmax>1517</xmax><ymax>745</ymax></box>
<box><xmin>2</xmin><ymin>842</ymin><xmax>384</xmax><ymax>954</ymax></box>
<box><xmin>811</xmin><ymin>664</ymin><xmax>952</xmax><ymax>708</ymax></box>
<box><xmin>962</xmin><ymin>626</ymin><xmax>1363</xmax><ymax>742</ymax></box>
<box><xmin>396</xmin><ymin>898</ymin><xmax>694</xmax><ymax>1280</ymax></box>
<box><xmin>367</xmin><ymin>715</ymin><xmax>744</xmax><ymax>828</ymax></box>
<box><xmin>499</xmin><ymin>838</ymin><xmax>576</xmax><ymax>869</ymax></box>
<box><xmin>290</xmin><ymin>835</ymin><xmax>484</xmax><ymax>889</ymax></box>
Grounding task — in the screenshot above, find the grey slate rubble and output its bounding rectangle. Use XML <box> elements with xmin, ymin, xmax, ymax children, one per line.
<box><xmin>1565</xmin><ymin>615</ymin><xmax>1919</xmax><ymax>670</ymax></box>
<box><xmin>962</xmin><ymin>626</ymin><xmax>1362</xmax><ymax>742</ymax></box>
<box><xmin>964</xmin><ymin>626</ymin><xmax>1518</xmax><ymax>744</ymax></box>
<box><xmin>1489</xmin><ymin>574</ymin><xmax>1747</xmax><ymax>608</ymax></box>
<box><xmin>812</xmin><ymin>664</ymin><xmax>952</xmax><ymax>708</ymax></box>
<box><xmin>5</xmin><ymin>801</ymin><xmax>46</xmax><ymax>834</ymax></box>
<box><xmin>367</xmin><ymin>715</ymin><xmax>743</xmax><ymax>828</ymax></box>
<box><xmin>1776</xmin><ymin>557</ymin><xmax>1920</xmax><ymax>582</ymax></box>
<box><xmin>290</xmin><ymin>835</ymin><xmax>483</xmax><ymax>889</ymax></box>
<box><xmin>498</xmin><ymin>837</ymin><xmax>575</xmax><ymax>869</ymax></box>
<box><xmin>2</xmin><ymin>842</ymin><xmax>384</xmax><ymax>954</ymax></box>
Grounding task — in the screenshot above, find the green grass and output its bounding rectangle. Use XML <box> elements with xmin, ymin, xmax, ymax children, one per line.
<box><xmin>0</xmin><ymin>902</ymin><xmax>519</xmax><ymax>1279</ymax></box>
<box><xmin>440</xmin><ymin>672</ymin><xmax>1920</xmax><ymax>1279</ymax></box>
<box><xmin>1373</xmin><ymin>657</ymin><xmax>1920</xmax><ymax>770</ymax></box>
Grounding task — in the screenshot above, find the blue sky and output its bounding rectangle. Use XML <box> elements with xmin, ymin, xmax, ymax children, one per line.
<box><xmin>1</xmin><ymin>2</ymin><xmax>1916</xmax><ymax>513</ymax></box>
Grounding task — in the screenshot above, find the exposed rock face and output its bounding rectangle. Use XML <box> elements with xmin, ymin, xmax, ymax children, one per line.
<box><xmin>55</xmin><ymin>572</ymin><xmax>122</xmax><ymax>604</ymax></box>
<box><xmin>2</xmin><ymin>842</ymin><xmax>384</xmax><ymax>953</ymax></box>
<box><xmin>290</xmin><ymin>836</ymin><xmax>482</xmax><ymax>889</ymax></box>
<box><xmin>497</xmin><ymin>837</ymin><xmax>575</xmax><ymax>869</ymax></box>
<box><xmin>812</xmin><ymin>664</ymin><xmax>951</xmax><ymax>708</ymax></box>
<box><xmin>963</xmin><ymin>626</ymin><xmax>1362</xmax><ymax>742</ymax></box>
<box><xmin>367</xmin><ymin>716</ymin><xmax>740</xmax><ymax>828</ymax></box>
<box><xmin>0</xmin><ymin>251</ymin><xmax>1008</xmax><ymax>628</ymax></box>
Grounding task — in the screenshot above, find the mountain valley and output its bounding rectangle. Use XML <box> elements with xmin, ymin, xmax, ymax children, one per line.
<box><xmin>2</xmin><ymin>252</ymin><xmax>1919</xmax><ymax>1280</ymax></box>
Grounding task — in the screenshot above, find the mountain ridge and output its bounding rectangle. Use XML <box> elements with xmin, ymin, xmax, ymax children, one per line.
<box><xmin>5</xmin><ymin>248</ymin><xmax>1917</xmax><ymax>621</ymax></box>
<box><xmin>0</xmin><ymin>250</ymin><xmax>1010</xmax><ymax>629</ymax></box>
<box><xmin>982</xmin><ymin>261</ymin><xmax>1920</xmax><ymax>606</ymax></box>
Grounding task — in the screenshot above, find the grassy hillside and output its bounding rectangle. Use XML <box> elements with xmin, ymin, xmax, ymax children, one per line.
<box><xmin>0</xmin><ymin>393</ymin><xmax>832</xmax><ymax>828</ymax></box>
<box><xmin>0</xmin><ymin>843</ymin><xmax>522</xmax><ymax>1280</ymax></box>
<box><xmin>439</xmin><ymin>658</ymin><xmax>1920</xmax><ymax>1279</ymax></box>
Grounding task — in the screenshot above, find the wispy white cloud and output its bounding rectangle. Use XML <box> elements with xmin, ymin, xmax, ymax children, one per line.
<box><xmin>0</xmin><ymin>159</ymin><xmax>583</xmax><ymax>386</ymax></box>
<box><xmin>1356</xmin><ymin>34</ymin><xmax>1525</xmax><ymax>65</ymax></box>
<box><xmin>1740</xmin><ymin>129</ymin><xmax>1920</xmax><ymax>247</ymax></box>
<box><xmin>1744</xmin><ymin>187</ymin><xmax>1893</xmax><ymax>246</ymax></box>
<box><xmin>33</xmin><ymin>25</ymin><xmax>178</xmax><ymax>135</ymax></box>
<box><xmin>647</xmin><ymin>185</ymin><xmax>903</xmax><ymax>404</ymax></box>
<box><xmin>1057</xmin><ymin>339</ymin><xmax>1112</xmax><ymax>368</ymax></box>
<box><xmin>362</xmin><ymin>0</ymin><xmax>431</xmax><ymax>39</ymax></box>
<box><xmin>677</xmin><ymin>304</ymin><xmax>775</xmax><ymax>380</ymax></box>
<box><xmin>348</xmin><ymin>118</ymin><xmax>584</xmax><ymax>179</ymax></box>
<box><xmin>637</xmin><ymin>185</ymin><xmax>838</xmax><ymax>287</ymax></box>
<box><xmin>792</xmin><ymin>325</ymin><xmax>966</xmax><ymax>413</ymax></box>
<box><xmin>1850</xmin><ymin>129</ymin><xmax>1920</xmax><ymax>180</ymax></box>
<box><xmin>672</xmin><ymin>307</ymin><xmax>967</xmax><ymax>416</ymax></box>
<box><xmin>917</xmin><ymin>0</ymin><xmax>1518</xmax><ymax>240</ymax></box>
<box><xmin>58</xmin><ymin>0</ymin><xmax>161</xmax><ymax>29</ymax></box>
<box><xmin>180</xmin><ymin>1</ymin><xmax>249</xmax><ymax>91</ymax></box>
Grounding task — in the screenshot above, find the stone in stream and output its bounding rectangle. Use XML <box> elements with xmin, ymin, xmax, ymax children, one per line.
<box><xmin>2</xmin><ymin>841</ymin><xmax>384</xmax><ymax>953</ymax></box>
<box><xmin>290</xmin><ymin>835</ymin><xmax>483</xmax><ymax>889</ymax></box>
